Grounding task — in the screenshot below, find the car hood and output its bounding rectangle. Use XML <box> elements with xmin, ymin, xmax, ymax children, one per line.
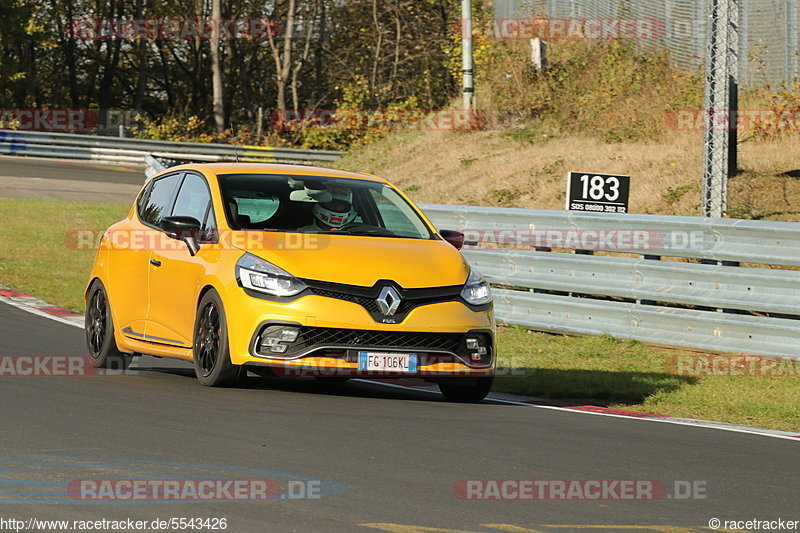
<box><xmin>234</xmin><ymin>233</ymin><xmax>469</xmax><ymax>288</ymax></box>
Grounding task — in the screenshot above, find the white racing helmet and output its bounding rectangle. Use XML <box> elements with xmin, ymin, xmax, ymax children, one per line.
<box><xmin>312</xmin><ymin>184</ymin><xmax>357</xmax><ymax>229</ymax></box>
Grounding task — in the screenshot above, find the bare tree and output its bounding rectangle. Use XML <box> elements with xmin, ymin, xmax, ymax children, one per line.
<box><xmin>291</xmin><ymin>0</ymin><xmax>319</xmax><ymax>112</ymax></box>
<box><xmin>370</xmin><ymin>0</ymin><xmax>383</xmax><ymax>97</ymax></box>
<box><xmin>133</xmin><ymin>0</ymin><xmax>148</xmax><ymax>111</ymax></box>
<box><xmin>210</xmin><ymin>0</ymin><xmax>225</xmax><ymax>133</ymax></box>
<box><xmin>0</xmin><ymin>0</ymin><xmax>458</xmax><ymax>140</ymax></box>
<box><xmin>268</xmin><ymin>0</ymin><xmax>297</xmax><ymax>114</ymax></box>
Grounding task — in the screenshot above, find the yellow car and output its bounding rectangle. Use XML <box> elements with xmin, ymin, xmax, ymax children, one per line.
<box><xmin>85</xmin><ymin>163</ymin><xmax>495</xmax><ymax>401</ymax></box>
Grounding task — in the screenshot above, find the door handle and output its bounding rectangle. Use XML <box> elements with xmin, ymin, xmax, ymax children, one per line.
<box><xmin>150</xmin><ymin>259</ymin><xmax>162</xmax><ymax>267</ymax></box>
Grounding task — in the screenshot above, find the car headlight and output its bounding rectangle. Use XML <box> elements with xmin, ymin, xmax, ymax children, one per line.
<box><xmin>237</xmin><ymin>253</ymin><xmax>307</xmax><ymax>297</ymax></box>
<box><xmin>460</xmin><ymin>268</ymin><xmax>492</xmax><ymax>306</ymax></box>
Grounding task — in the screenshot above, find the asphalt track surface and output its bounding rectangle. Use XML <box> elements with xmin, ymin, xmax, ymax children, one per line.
<box><xmin>0</xmin><ymin>155</ymin><xmax>144</xmax><ymax>185</ymax></box>
<box><xmin>0</xmin><ymin>157</ymin><xmax>798</xmax><ymax>532</ymax></box>
<box><xmin>1</xmin><ymin>301</ymin><xmax>799</xmax><ymax>533</ymax></box>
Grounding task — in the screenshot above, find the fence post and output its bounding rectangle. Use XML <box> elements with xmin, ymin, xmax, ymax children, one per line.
<box><xmin>462</xmin><ymin>0</ymin><xmax>475</xmax><ymax>111</ymax></box>
<box><xmin>531</xmin><ymin>38</ymin><xmax>548</xmax><ymax>71</ymax></box>
<box><xmin>702</xmin><ymin>0</ymin><xmax>739</xmax><ymax>218</ymax></box>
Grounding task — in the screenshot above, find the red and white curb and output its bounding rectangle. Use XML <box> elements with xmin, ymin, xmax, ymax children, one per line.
<box><xmin>0</xmin><ymin>285</ymin><xmax>84</xmax><ymax>327</ymax></box>
<box><xmin>359</xmin><ymin>381</ymin><xmax>800</xmax><ymax>442</ymax></box>
<box><xmin>2</xmin><ymin>284</ymin><xmax>798</xmax><ymax>442</ymax></box>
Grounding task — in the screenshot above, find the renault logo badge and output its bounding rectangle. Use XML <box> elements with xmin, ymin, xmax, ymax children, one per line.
<box><xmin>376</xmin><ymin>286</ymin><xmax>401</xmax><ymax>316</ymax></box>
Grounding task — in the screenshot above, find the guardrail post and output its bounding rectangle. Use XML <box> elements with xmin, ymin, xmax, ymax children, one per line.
<box><xmin>638</xmin><ymin>254</ymin><xmax>661</xmax><ymax>306</ymax></box>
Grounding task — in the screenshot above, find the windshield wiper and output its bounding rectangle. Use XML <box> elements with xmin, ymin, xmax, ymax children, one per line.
<box><xmin>337</xmin><ymin>228</ymin><xmax>403</xmax><ymax>238</ymax></box>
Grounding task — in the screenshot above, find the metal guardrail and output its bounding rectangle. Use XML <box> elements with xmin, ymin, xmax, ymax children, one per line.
<box><xmin>421</xmin><ymin>204</ymin><xmax>800</xmax><ymax>266</ymax></box>
<box><xmin>144</xmin><ymin>154</ymin><xmax>168</xmax><ymax>178</ymax></box>
<box><xmin>421</xmin><ymin>204</ymin><xmax>800</xmax><ymax>357</ymax></box>
<box><xmin>0</xmin><ymin>129</ymin><xmax>343</xmax><ymax>167</ymax></box>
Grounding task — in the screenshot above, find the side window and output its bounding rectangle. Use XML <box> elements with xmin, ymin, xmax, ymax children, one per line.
<box><xmin>367</xmin><ymin>188</ymin><xmax>430</xmax><ymax>239</ymax></box>
<box><xmin>138</xmin><ymin>173</ymin><xmax>182</xmax><ymax>227</ymax></box>
<box><xmin>172</xmin><ymin>173</ymin><xmax>216</xmax><ymax>242</ymax></box>
<box><xmin>136</xmin><ymin>182</ymin><xmax>152</xmax><ymax>215</ymax></box>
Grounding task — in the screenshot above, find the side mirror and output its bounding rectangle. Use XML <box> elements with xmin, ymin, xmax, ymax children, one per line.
<box><xmin>439</xmin><ymin>229</ymin><xmax>465</xmax><ymax>250</ymax></box>
<box><xmin>161</xmin><ymin>216</ymin><xmax>202</xmax><ymax>256</ymax></box>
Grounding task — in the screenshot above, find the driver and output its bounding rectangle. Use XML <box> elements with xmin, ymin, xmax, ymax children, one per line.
<box><xmin>300</xmin><ymin>184</ymin><xmax>357</xmax><ymax>231</ymax></box>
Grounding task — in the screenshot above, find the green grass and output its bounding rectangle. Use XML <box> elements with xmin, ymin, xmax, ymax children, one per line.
<box><xmin>1</xmin><ymin>200</ymin><xmax>798</xmax><ymax>432</ymax></box>
<box><xmin>662</xmin><ymin>183</ymin><xmax>695</xmax><ymax>204</ymax></box>
<box><xmin>0</xmin><ymin>198</ymin><xmax>128</xmax><ymax>311</ymax></box>
<box><xmin>496</xmin><ymin>326</ymin><xmax>800</xmax><ymax>432</ymax></box>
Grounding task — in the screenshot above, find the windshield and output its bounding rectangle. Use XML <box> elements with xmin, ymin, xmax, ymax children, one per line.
<box><xmin>217</xmin><ymin>173</ymin><xmax>433</xmax><ymax>240</ymax></box>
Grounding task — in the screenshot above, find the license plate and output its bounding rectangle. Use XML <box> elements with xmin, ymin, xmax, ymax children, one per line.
<box><xmin>358</xmin><ymin>352</ymin><xmax>417</xmax><ymax>372</ymax></box>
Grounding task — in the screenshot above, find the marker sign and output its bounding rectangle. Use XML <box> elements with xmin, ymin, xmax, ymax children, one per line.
<box><xmin>566</xmin><ymin>172</ymin><xmax>630</xmax><ymax>213</ymax></box>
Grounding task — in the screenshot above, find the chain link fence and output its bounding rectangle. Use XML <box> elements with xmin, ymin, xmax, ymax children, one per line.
<box><xmin>494</xmin><ymin>0</ymin><xmax>800</xmax><ymax>88</ymax></box>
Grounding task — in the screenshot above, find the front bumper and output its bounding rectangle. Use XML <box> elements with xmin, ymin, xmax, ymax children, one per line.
<box><xmin>245</xmin><ymin>324</ymin><xmax>495</xmax><ymax>378</ymax></box>
<box><xmin>224</xmin><ymin>288</ymin><xmax>495</xmax><ymax>377</ymax></box>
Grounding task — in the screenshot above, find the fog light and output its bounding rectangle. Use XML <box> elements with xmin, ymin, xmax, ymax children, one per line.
<box><xmin>465</xmin><ymin>335</ymin><xmax>489</xmax><ymax>363</ymax></box>
<box><xmin>278</xmin><ymin>328</ymin><xmax>299</xmax><ymax>342</ymax></box>
<box><xmin>258</xmin><ymin>326</ymin><xmax>300</xmax><ymax>356</ymax></box>
<box><xmin>466</xmin><ymin>337</ymin><xmax>487</xmax><ymax>355</ymax></box>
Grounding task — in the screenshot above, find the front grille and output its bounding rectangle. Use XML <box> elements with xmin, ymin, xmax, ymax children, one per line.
<box><xmin>305</xmin><ymin>280</ymin><xmax>464</xmax><ymax>322</ymax></box>
<box><xmin>293</xmin><ymin>327</ymin><xmax>463</xmax><ymax>353</ymax></box>
<box><xmin>309</xmin><ymin>289</ymin><xmax>455</xmax><ymax>316</ymax></box>
<box><xmin>310</xmin><ymin>289</ymin><xmax>380</xmax><ymax>313</ymax></box>
<box><xmin>256</xmin><ymin>326</ymin><xmax>464</xmax><ymax>357</ymax></box>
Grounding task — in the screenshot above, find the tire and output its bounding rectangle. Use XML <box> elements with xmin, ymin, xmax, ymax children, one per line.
<box><xmin>438</xmin><ymin>377</ymin><xmax>493</xmax><ymax>403</ymax></box>
<box><xmin>84</xmin><ymin>280</ymin><xmax>128</xmax><ymax>369</ymax></box>
<box><xmin>193</xmin><ymin>290</ymin><xmax>243</xmax><ymax>387</ymax></box>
